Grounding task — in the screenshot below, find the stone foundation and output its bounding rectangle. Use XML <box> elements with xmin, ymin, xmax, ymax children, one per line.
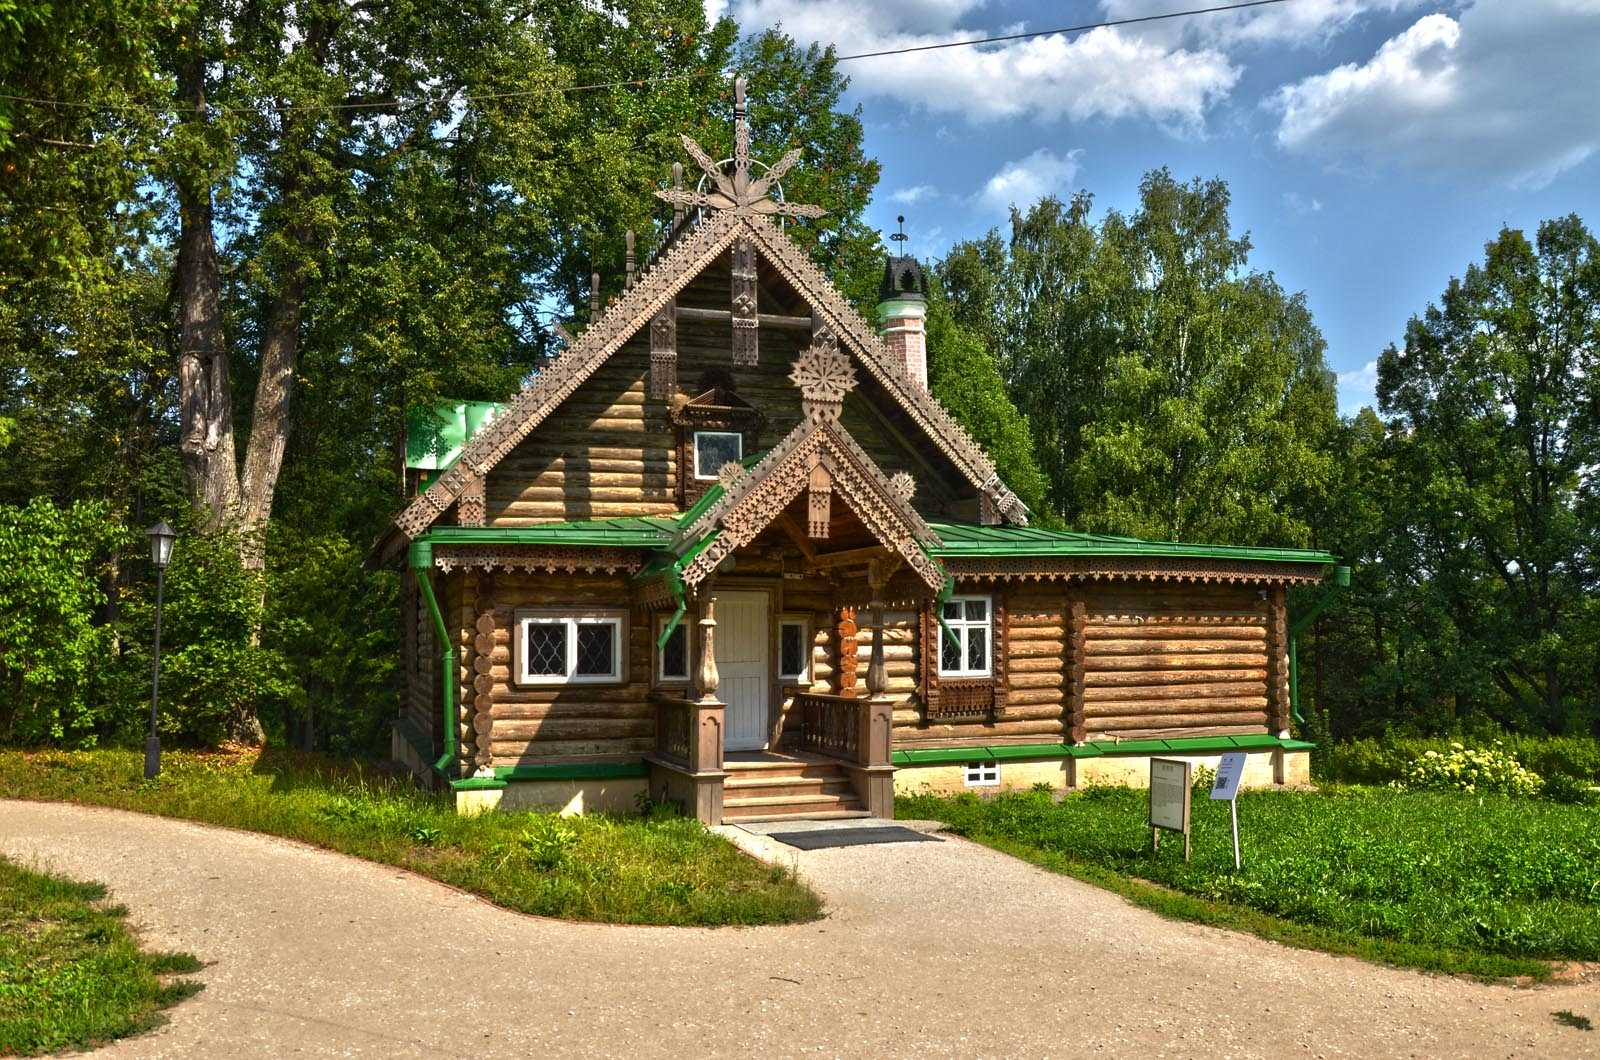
<box><xmin>894</xmin><ymin>749</ymin><xmax>1310</xmax><ymax>797</ymax></box>
<box><xmin>452</xmin><ymin>777</ymin><xmax>648</xmax><ymax>816</ymax></box>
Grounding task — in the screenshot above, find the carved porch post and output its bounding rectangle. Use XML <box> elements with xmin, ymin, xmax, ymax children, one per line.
<box><xmin>856</xmin><ymin>575</ymin><xmax>896</xmax><ymax>818</ymax></box>
<box><xmin>689</xmin><ymin>595</ymin><xmax>725</xmax><ymax>823</ymax></box>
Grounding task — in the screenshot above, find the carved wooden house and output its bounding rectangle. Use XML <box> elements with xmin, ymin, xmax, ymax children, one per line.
<box><xmin>376</xmin><ymin>82</ymin><xmax>1339</xmax><ymax>821</ymax></box>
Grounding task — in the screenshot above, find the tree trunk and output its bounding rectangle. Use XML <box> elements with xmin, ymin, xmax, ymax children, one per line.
<box><xmin>174</xmin><ymin>128</ymin><xmax>241</xmax><ymax>526</ymax></box>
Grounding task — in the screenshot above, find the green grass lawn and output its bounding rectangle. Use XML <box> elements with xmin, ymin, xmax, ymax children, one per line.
<box><xmin>0</xmin><ymin>856</ymin><xmax>202</xmax><ymax>1056</ymax></box>
<box><xmin>0</xmin><ymin>748</ymin><xmax>820</xmax><ymax>927</ymax></box>
<box><xmin>900</xmin><ymin>784</ymin><xmax>1600</xmax><ymax>980</ymax></box>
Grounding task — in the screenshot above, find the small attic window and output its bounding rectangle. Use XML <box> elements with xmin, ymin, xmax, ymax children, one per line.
<box><xmin>694</xmin><ymin>431</ymin><xmax>742</xmax><ymax>480</ymax></box>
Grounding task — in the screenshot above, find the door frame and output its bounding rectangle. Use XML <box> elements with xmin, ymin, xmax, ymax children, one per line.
<box><xmin>713</xmin><ymin>588</ymin><xmax>772</xmax><ymax>752</ymax></box>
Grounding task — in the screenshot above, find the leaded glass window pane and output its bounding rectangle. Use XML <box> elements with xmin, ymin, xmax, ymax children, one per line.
<box><xmin>526</xmin><ymin>624</ymin><xmax>567</xmax><ymax>677</ymax></box>
<box><xmin>966</xmin><ymin>627</ymin><xmax>988</xmax><ymax>672</ymax></box>
<box><xmin>694</xmin><ymin>432</ymin><xmax>742</xmax><ymax>479</ymax></box>
<box><xmin>940</xmin><ymin>627</ymin><xmax>962</xmax><ymax>672</ymax></box>
<box><xmin>942</xmin><ymin>601</ymin><xmax>961</xmax><ymax>621</ymax></box>
<box><xmin>964</xmin><ymin>599</ymin><xmax>987</xmax><ymax>622</ymax></box>
<box><xmin>575</xmin><ymin>623</ymin><xmax>615</xmax><ymax>677</ymax></box>
<box><xmin>660</xmin><ymin>623</ymin><xmax>687</xmax><ymax>681</ymax></box>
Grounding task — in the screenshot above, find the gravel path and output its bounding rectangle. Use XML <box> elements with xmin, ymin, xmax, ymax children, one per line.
<box><xmin>2</xmin><ymin>799</ymin><xmax>1595</xmax><ymax>1058</ymax></box>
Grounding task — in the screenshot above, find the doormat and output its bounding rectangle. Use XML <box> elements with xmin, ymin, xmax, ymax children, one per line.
<box><xmin>765</xmin><ymin>826</ymin><xmax>942</xmax><ymax>850</ymax></box>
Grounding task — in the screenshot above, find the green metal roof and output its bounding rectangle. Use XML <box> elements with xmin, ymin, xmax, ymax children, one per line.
<box><xmin>926</xmin><ymin>522</ymin><xmax>1335</xmax><ymax>566</ymax></box>
<box><xmin>416</xmin><ymin>518</ymin><xmax>678</xmax><ymax>549</ymax></box>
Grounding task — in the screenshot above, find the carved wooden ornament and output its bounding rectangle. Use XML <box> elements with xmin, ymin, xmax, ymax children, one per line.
<box><xmin>807</xmin><ymin>460</ymin><xmax>832</xmax><ymax>539</ymax></box>
<box><xmin>788</xmin><ymin>332</ymin><xmax>857</xmax><ymax>423</ymax></box>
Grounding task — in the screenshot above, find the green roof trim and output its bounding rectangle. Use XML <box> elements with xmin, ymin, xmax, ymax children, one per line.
<box><xmin>492</xmin><ymin>761</ymin><xmax>649</xmax><ymax>782</ymax></box>
<box><xmin>449</xmin><ymin>776</ymin><xmax>509</xmax><ymax>791</ymax></box>
<box><xmin>891</xmin><ymin>734</ymin><xmax>1315</xmax><ymax>766</ymax></box>
<box><xmin>927</xmin><ymin>522</ymin><xmax>1336</xmax><ymax>566</ymax></box>
<box><xmin>415</xmin><ymin>518</ymin><xmax>678</xmax><ymax>550</ymax></box>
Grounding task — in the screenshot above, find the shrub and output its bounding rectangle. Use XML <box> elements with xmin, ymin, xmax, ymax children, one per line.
<box><xmin>1395</xmin><ymin>742</ymin><xmax>1543</xmax><ymax>798</ymax></box>
<box><xmin>1542</xmin><ymin>772</ymin><xmax>1600</xmax><ymax>805</ymax></box>
<box><xmin>0</xmin><ymin>500</ymin><xmax>128</xmax><ymax>745</ymax></box>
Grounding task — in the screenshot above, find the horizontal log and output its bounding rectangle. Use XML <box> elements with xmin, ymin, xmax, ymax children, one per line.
<box><xmin>897</xmin><ymin>719</ymin><xmax>1067</xmax><ymax>739</ymax></box>
<box><xmin>1008</xmin><ymin>656</ymin><xmax>1067</xmax><ymax>675</ymax></box>
<box><xmin>1087</xmin><ymin>723</ymin><xmax>1265</xmax><ymax>741</ymax></box>
<box><xmin>1084</xmin><ymin>623</ymin><xmax>1264</xmax><ymax>639</ymax></box>
<box><xmin>1086</xmin><ymin>695</ymin><xmax>1267</xmax><ymax>718</ymax></box>
<box><xmin>1009</xmin><ymin>639</ymin><xmax>1066</xmax><ymax>658</ymax></box>
<box><xmin>489</xmin><ymin>684</ymin><xmax>651</xmax><ymax>704</ymax></box>
<box><xmin>490</xmin><ymin>718</ymin><xmax>654</xmax><ymax>740</ymax></box>
<box><xmin>493</xmin><ymin>737</ymin><xmax>655</xmax><ymax>761</ymax></box>
<box><xmin>1084</xmin><ymin>653</ymin><xmax>1266</xmax><ymax>672</ymax></box>
<box><xmin>1086</xmin><ymin>639</ymin><xmax>1271</xmax><ymax>657</ymax></box>
<box><xmin>1007</xmin><ymin>625</ymin><xmax>1067</xmax><ymax>640</ymax></box>
<box><xmin>1084</xmin><ymin>667</ymin><xmax>1267</xmax><ymax>687</ymax></box>
<box><xmin>489</xmin><ymin>700</ymin><xmax>654</xmax><ymax>721</ymax></box>
<box><xmin>1007</xmin><ymin>671</ymin><xmax>1066</xmax><ymax>690</ymax></box>
<box><xmin>1089</xmin><ymin>710</ymin><xmax>1267</xmax><ymax>732</ymax></box>
<box><xmin>1084</xmin><ymin>681</ymin><xmax>1266</xmax><ymax>703</ymax></box>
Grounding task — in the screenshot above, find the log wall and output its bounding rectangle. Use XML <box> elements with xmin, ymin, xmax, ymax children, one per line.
<box><xmin>472</xmin><ymin>570</ymin><xmax>657</xmax><ymax>765</ymax></box>
<box><xmin>894</xmin><ymin>580</ymin><xmax>1281</xmax><ymax>747</ymax></box>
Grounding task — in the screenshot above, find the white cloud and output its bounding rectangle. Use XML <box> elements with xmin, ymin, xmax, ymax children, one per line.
<box><xmin>1282</xmin><ymin>191</ymin><xmax>1323</xmax><ymax>214</ymax></box>
<box><xmin>890</xmin><ymin>184</ymin><xmax>939</xmax><ymax>204</ymax></box>
<box><xmin>1271</xmin><ymin>0</ymin><xmax>1600</xmax><ymax>188</ymax></box>
<box><xmin>1100</xmin><ymin>0</ymin><xmax>1429</xmax><ymax>48</ymax></box>
<box><xmin>978</xmin><ymin>148</ymin><xmax>1083</xmax><ymax>212</ymax></box>
<box><xmin>1337</xmin><ymin>359</ymin><xmax>1379</xmax><ymax>414</ymax></box>
<box><xmin>726</xmin><ymin>1</ymin><xmax>1239</xmax><ymax>130</ymax></box>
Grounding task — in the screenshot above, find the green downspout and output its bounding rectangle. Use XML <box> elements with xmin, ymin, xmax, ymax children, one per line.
<box><xmin>1288</xmin><ymin>564</ymin><xmax>1351</xmax><ymax>730</ymax></box>
<box><xmin>655</xmin><ymin>564</ymin><xmax>688</xmax><ymax>652</ymax></box>
<box><xmin>934</xmin><ymin>566</ymin><xmax>959</xmax><ymax>654</ymax></box>
<box><xmin>409</xmin><ymin>540</ymin><xmax>456</xmax><ymax>776</ymax></box>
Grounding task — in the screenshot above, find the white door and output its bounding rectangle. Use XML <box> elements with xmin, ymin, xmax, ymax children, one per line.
<box><xmin>715</xmin><ymin>590</ymin><xmax>771</xmax><ymax>751</ymax></box>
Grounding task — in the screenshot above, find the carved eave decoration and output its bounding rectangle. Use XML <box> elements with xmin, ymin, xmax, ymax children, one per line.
<box><xmin>669</xmin><ymin>384</ymin><xmax>765</xmax><ymax>432</ymax></box>
<box><xmin>431</xmin><ymin>545</ymin><xmax>644</xmax><ymax>577</ymax></box>
<box><xmin>942</xmin><ymin>556</ymin><xmax>1330</xmax><ymax>585</ymax></box>
<box><xmin>672</xmin><ymin>418</ymin><xmax>944</xmax><ymax>592</ymax></box>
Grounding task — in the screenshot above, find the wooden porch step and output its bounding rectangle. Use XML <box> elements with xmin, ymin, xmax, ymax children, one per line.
<box><xmin>722</xmin><ymin>791</ymin><xmax>864</xmax><ymax>820</ymax></box>
<box><xmin>725</xmin><ymin>809</ymin><xmax>875</xmax><ymax>824</ymax></box>
<box><xmin>724</xmin><ymin>776</ymin><xmax>855</xmax><ymax>799</ymax></box>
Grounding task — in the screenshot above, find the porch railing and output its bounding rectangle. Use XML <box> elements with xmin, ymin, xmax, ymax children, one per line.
<box><xmin>652</xmin><ymin>694</ymin><xmax>695</xmax><ymax>767</ymax></box>
<box><xmin>794</xmin><ymin>692</ymin><xmax>860</xmax><ymax>760</ymax></box>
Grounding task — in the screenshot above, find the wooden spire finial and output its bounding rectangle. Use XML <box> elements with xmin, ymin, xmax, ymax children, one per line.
<box><xmin>671</xmin><ymin>162</ymin><xmax>685</xmax><ymax>230</ymax></box>
<box><xmin>625</xmin><ymin>230</ymin><xmax>636</xmax><ymax>290</ymax></box>
<box><xmin>589</xmin><ymin>272</ymin><xmax>600</xmax><ymax>316</ymax></box>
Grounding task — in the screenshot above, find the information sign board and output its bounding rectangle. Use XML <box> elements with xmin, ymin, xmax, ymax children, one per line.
<box><xmin>1210</xmin><ymin>752</ymin><xmax>1247</xmax><ymax>802</ymax></box>
<box><xmin>1148</xmin><ymin>757</ymin><xmax>1192</xmax><ymax>860</ymax></box>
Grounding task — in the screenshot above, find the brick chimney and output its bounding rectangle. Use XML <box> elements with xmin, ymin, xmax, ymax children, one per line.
<box><xmin>876</xmin><ymin>220</ymin><xmax>929</xmax><ymax>388</ymax></box>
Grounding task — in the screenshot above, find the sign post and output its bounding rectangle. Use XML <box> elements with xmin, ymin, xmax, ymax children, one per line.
<box><xmin>1209</xmin><ymin>751</ymin><xmax>1248</xmax><ymax>871</ymax></box>
<box><xmin>1148</xmin><ymin>758</ymin><xmax>1192</xmax><ymax>861</ymax></box>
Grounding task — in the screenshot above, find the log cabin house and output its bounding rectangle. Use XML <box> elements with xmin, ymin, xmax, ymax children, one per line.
<box><xmin>373</xmin><ymin>82</ymin><xmax>1341</xmax><ymax>821</ymax></box>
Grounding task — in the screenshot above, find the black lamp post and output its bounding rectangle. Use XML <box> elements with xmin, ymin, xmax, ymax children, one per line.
<box><xmin>145</xmin><ymin>521</ymin><xmax>177</xmax><ymax>780</ymax></box>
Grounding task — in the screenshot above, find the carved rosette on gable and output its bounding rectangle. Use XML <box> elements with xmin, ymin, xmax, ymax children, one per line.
<box><xmin>788</xmin><ymin>330</ymin><xmax>856</xmax><ymax>424</ymax></box>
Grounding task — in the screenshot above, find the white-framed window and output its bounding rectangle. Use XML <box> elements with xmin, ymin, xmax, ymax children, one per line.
<box><xmin>515</xmin><ymin>610</ymin><xmax>625</xmax><ymax>686</ymax></box>
<box><xmin>939</xmin><ymin>595</ymin><xmax>992</xmax><ymax>677</ymax></box>
<box><xmin>655</xmin><ymin>614</ymin><xmax>692</xmax><ymax>685</ymax></box>
<box><xmin>964</xmin><ymin>761</ymin><xmax>1000</xmax><ymax>787</ymax></box>
<box><xmin>778</xmin><ymin>616</ymin><xmax>811</xmax><ymax>683</ymax></box>
<box><xmin>693</xmin><ymin>430</ymin><xmax>743</xmax><ymax>480</ymax></box>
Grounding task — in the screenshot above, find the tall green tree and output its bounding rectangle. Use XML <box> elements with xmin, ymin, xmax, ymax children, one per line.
<box><xmin>939</xmin><ymin>172</ymin><xmax>1338</xmax><ymax>546</ymax></box>
<box><xmin>1376</xmin><ymin>217</ymin><xmax>1600</xmax><ymax>732</ymax></box>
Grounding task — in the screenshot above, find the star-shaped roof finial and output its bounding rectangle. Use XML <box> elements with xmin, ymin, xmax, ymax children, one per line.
<box><xmin>656</xmin><ymin>75</ymin><xmax>827</xmax><ymax>222</ymax></box>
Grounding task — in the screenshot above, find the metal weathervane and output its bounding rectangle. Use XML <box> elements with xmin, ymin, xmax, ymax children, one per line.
<box><xmin>655</xmin><ymin>76</ymin><xmax>827</xmax><ymax>223</ymax></box>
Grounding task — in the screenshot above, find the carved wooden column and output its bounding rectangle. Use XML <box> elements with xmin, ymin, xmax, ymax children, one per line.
<box><xmin>731</xmin><ymin>236</ymin><xmax>759</xmax><ymax>366</ymax></box>
<box><xmin>469</xmin><ymin>575</ymin><xmax>497</xmax><ymax>776</ymax></box>
<box><xmin>1066</xmin><ymin>597</ymin><xmax>1087</xmax><ymax>744</ymax></box>
<box><xmin>1266</xmin><ymin>585</ymin><xmax>1291</xmax><ymax>737</ymax></box>
<box><xmin>856</xmin><ymin>573</ymin><xmax>896</xmax><ymax>818</ymax></box>
<box><xmin>835</xmin><ymin>607</ymin><xmax>858</xmax><ymax>695</ymax></box>
<box><xmin>690</xmin><ymin>596</ymin><xmax>726</xmax><ymax>823</ymax></box>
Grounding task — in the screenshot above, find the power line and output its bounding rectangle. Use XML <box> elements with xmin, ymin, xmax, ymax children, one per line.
<box><xmin>0</xmin><ymin>0</ymin><xmax>1291</xmax><ymax>117</ymax></box>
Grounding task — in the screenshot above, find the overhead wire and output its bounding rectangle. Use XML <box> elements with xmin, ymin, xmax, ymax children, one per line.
<box><xmin>0</xmin><ymin>0</ymin><xmax>1292</xmax><ymax>116</ymax></box>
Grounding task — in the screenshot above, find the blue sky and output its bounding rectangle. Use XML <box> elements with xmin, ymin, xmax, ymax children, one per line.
<box><xmin>713</xmin><ymin>0</ymin><xmax>1600</xmax><ymax>414</ymax></box>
